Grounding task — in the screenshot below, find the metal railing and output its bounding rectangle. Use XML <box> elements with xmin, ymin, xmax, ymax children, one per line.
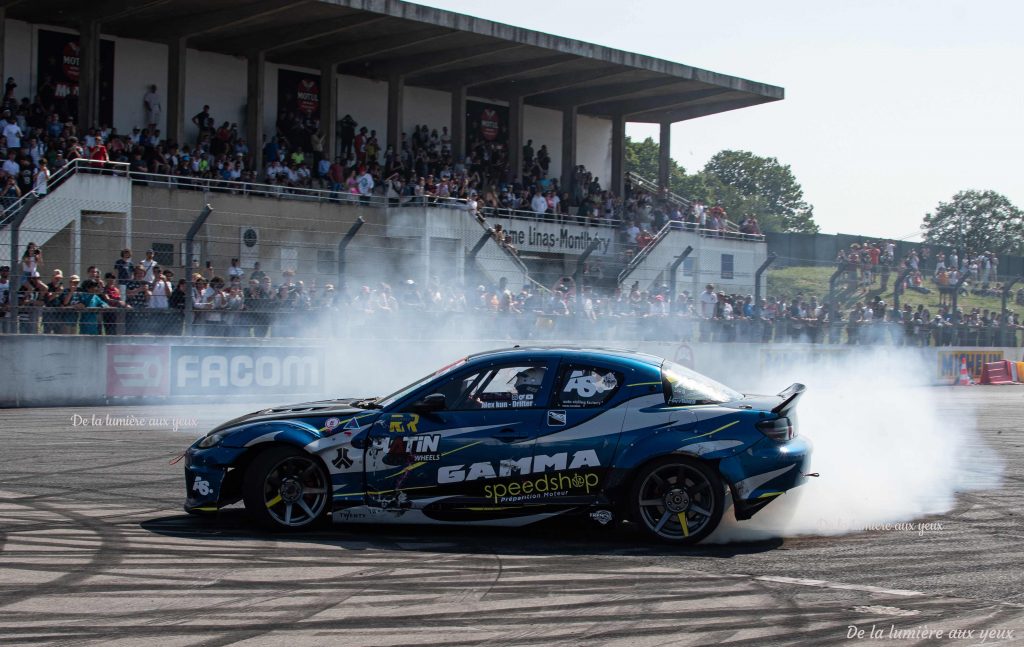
<box><xmin>1</xmin><ymin>160</ymin><xmax>767</xmax><ymax>245</ymax></box>
<box><xmin>3</xmin><ymin>303</ymin><xmax>1019</xmax><ymax>348</ymax></box>
<box><xmin>625</xmin><ymin>170</ymin><xmax>744</xmax><ymax>235</ymax></box>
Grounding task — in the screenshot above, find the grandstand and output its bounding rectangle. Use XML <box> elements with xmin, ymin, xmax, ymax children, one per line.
<box><xmin>0</xmin><ymin>0</ymin><xmax>781</xmax><ymax>334</ymax></box>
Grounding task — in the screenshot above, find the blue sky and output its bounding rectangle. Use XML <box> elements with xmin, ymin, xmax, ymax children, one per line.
<box><xmin>417</xmin><ymin>0</ymin><xmax>1023</xmax><ymax>239</ymax></box>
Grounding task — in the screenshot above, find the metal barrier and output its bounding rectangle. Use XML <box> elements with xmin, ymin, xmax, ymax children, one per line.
<box><xmin>2</xmin><ymin>304</ymin><xmax>1018</xmax><ymax>348</ymax></box>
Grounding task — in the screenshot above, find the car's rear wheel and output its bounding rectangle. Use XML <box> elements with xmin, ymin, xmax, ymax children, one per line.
<box><xmin>242</xmin><ymin>446</ymin><xmax>329</xmax><ymax>530</ymax></box>
<box><xmin>630</xmin><ymin>457</ymin><xmax>724</xmax><ymax>544</ymax></box>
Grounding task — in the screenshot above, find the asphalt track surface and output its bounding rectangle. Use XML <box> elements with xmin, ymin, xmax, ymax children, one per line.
<box><xmin>1</xmin><ymin>389</ymin><xmax>1023</xmax><ymax>647</ymax></box>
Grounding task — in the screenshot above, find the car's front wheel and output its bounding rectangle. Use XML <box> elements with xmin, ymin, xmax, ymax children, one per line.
<box><xmin>242</xmin><ymin>446</ymin><xmax>330</xmax><ymax>530</ymax></box>
<box><xmin>630</xmin><ymin>457</ymin><xmax>724</xmax><ymax>544</ymax></box>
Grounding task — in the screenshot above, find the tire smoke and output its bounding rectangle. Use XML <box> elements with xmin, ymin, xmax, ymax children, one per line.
<box><xmin>706</xmin><ymin>348</ymin><xmax>1003</xmax><ymax>542</ymax></box>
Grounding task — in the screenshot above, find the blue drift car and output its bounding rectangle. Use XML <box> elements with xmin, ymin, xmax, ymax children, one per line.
<box><xmin>184</xmin><ymin>348</ymin><xmax>811</xmax><ymax>544</ymax></box>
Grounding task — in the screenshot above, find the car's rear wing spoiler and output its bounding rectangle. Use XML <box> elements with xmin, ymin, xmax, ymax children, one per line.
<box><xmin>773</xmin><ymin>383</ymin><xmax>806</xmax><ymax>415</ymax></box>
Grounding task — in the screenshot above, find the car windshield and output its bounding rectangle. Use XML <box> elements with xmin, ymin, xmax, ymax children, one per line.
<box><xmin>375</xmin><ymin>357</ymin><xmax>468</xmax><ymax>409</ymax></box>
<box><xmin>662</xmin><ymin>360</ymin><xmax>742</xmax><ymax>405</ymax></box>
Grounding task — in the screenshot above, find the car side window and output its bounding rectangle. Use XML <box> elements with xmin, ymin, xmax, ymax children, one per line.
<box><xmin>433</xmin><ymin>364</ymin><xmax>549</xmax><ymax>410</ymax></box>
<box><xmin>556</xmin><ymin>365</ymin><xmax>622</xmax><ymax>408</ymax></box>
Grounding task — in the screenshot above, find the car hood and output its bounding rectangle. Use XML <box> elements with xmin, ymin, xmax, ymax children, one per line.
<box><xmin>210</xmin><ymin>398</ymin><xmax>379</xmax><ymax>433</ymax></box>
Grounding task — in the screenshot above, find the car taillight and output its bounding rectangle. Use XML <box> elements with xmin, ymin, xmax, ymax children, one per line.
<box><xmin>757</xmin><ymin>416</ymin><xmax>795</xmax><ymax>441</ymax></box>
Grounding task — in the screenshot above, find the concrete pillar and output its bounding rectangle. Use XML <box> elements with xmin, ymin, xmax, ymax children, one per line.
<box><xmin>507</xmin><ymin>95</ymin><xmax>523</xmax><ymax>185</ymax></box>
<box><xmin>386</xmin><ymin>74</ymin><xmax>404</xmax><ymax>154</ymax></box>
<box><xmin>77</xmin><ymin>20</ymin><xmax>100</xmax><ymax>129</ymax></box>
<box><xmin>166</xmin><ymin>37</ymin><xmax>187</xmax><ymax>146</ymax></box>
<box><xmin>658</xmin><ymin>121</ymin><xmax>671</xmax><ymax>190</ymax></box>
<box><xmin>320</xmin><ymin>61</ymin><xmax>338</xmax><ymax>162</ymax></box>
<box><xmin>450</xmin><ymin>85</ymin><xmax>466</xmax><ymax>161</ymax></box>
<box><xmin>560</xmin><ymin>106</ymin><xmax>577</xmax><ymax>196</ymax></box>
<box><xmin>611</xmin><ymin>114</ymin><xmax>625</xmax><ymax>197</ymax></box>
<box><xmin>246</xmin><ymin>51</ymin><xmax>265</xmax><ymax>171</ymax></box>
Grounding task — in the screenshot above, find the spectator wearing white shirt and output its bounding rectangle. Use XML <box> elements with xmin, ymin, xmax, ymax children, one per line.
<box><xmin>2</xmin><ymin>113</ymin><xmax>23</xmax><ymax>149</ymax></box>
<box><xmin>530</xmin><ymin>190</ymin><xmax>548</xmax><ymax>214</ymax></box>
<box><xmin>2</xmin><ymin>150</ymin><xmax>19</xmax><ymax>178</ymax></box>
<box><xmin>698</xmin><ymin>283</ymin><xmax>718</xmax><ymax>319</ymax></box>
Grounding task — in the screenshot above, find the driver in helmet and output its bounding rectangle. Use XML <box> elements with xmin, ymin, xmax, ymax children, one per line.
<box><xmin>476</xmin><ymin>366</ymin><xmax>546</xmax><ymax>409</ymax></box>
<box><xmin>512</xmin><ymin>367</ymin><xmax>545</xmax><ymax>397</ymax></box>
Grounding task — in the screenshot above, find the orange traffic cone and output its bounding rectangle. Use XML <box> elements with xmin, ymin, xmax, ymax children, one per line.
<box><xmin>956</xmin><ymin>356</ymin><xmax>972</xmax><ymax>385</ymax></box>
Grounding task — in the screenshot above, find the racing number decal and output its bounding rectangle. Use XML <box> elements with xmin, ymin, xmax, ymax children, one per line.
<box><xmin>388</xmin><ymin>414</ymin><xmax>420</xmax><ymax>433</ymax></box>
<box><xmin>192</xmin><ymin>476</ymin><xmax>211</xmax><ymax>496</ymax></box>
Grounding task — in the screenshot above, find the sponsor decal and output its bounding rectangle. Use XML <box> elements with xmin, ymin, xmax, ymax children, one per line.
<box><xmin>106</xmin><ymin>345</ymin><xmax>170</xmax><ymax>397</ymax></box>
<box><xmin>484</xmin><ymin>471</ymin><xmax>600</xmax><ymax>503</ymax></box>
<box><xmin>192</xmin><ymin>476</ymin><xmax>211</xmax><ymax>496</ymax></box>
<box><xmin>561</xmin><ymin>370</ymin><xmax>618</xmax><ymax>406</ymax></box>
<box><xmin>331</xmin><ymin>447</ymin><xmax>354</xmax><ymax>469</ymax></box>
<box><xmin>590</xmin><ymin>509</ymin><xmax>614</xmax><ymax>525</ymax></box>
<box><xmin>480</xmin><ymin>393</ymin><xmax>534</xmax><ymax>409</ymax></box>
<box><xmin>343</xmin><ymin>417</ymin><xmax>364</xmax><ymax>430</ymax></box>
<box><xmin>387</xmin><ymin>413</ymin><xmax>420</xmax><ymax>433</ymax></box>
<box><xmin>438</xmin><ymin>449</ymin><xmax>600</xmax><ymax>484</ymax></box>
<box><xmin>324</xmin><ymin>417</ymin><xmax>341</xmax><ymax>430</ymax></box>
<box><xmin>170</xmin><ymin>346</ymin><xmax>323</xmax><ymax>396</ymax></box>
<box><xmin>547</xmin><ymin>410</ymin><xmax>566</xmax><ymax>426</ymax></box>
<box><xmin>373</xmin><ymin>434</ymin><xmax>442</xmax><ymax>462</ymax></box>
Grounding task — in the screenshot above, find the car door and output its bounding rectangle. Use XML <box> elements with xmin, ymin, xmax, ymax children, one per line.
<box><xmin>363</xmin><ymin>358</ymin><xmax>557</xmax><ymax>518</ymax></box>
<box><xmin>529</xmin><ymin>359</ymin><xmax>630</xmax><ymax>508</ymax></box>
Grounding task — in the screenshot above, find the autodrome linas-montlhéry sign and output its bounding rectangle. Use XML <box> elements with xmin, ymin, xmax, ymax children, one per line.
<box><xmin>500</xmin><ymin>221</ymin><xmax>613</xmax><ymax>255</ymax></box>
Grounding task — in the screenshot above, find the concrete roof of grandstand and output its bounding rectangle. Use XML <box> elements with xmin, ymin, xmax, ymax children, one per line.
<box><xmin>15</xmin><ymin>0</ymin><xmax>784</xmax><ymax>123</ymax></box>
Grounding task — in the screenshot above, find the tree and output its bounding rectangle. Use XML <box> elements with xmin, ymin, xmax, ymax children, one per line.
<box><xmin>623</xmin><ymin>141</ymin><xmax>818</xmax><ymax>234</ymax></box>
<box><xmin>700</xmin><ymin>150</ymin><xmax>818</xmax><ymax>234</ymax></box>
<box><xmin>921</xmin><ymin>190</ymin><xmax>1024</xmax><ymax>256</ymax></box>
<box><xmin>624</xmin><ymin>136</ymin><xmax>689</xmax><ymax>195</ymax></box>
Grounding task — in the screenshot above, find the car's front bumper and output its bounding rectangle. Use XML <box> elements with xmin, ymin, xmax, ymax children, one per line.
<box><xmin>183</xmin><ymin>445</ymin><xmax>246</xmax><ymax>513</ymax></box>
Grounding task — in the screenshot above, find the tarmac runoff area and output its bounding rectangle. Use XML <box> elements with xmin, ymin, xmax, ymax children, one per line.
<box><xmin>0</xmin><ymin>388</ymin><xmax>1022</xmax><ymax>646</ymax></box>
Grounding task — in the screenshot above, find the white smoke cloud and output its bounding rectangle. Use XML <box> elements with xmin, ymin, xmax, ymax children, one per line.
<box><xmin>707</xmin><ymin>348</ymin><xmax>1003</xmax><ymax>542</ymax></box>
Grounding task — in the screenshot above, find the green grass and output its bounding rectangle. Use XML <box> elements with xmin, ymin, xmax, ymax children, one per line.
<box><xmin>767</xmin><ymin>265</ymin><xmax>1015</xmax><ymax>313</ymax></box>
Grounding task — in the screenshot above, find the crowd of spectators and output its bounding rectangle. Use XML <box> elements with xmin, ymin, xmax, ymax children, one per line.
<box><xmin>3</xmin><ymin>244</ymin><xmax>1020</xmax><ymax>347</ymax></box>
<box><xmin>836</xmin><ymin>240</ymin><xmax>1006</xmax><ymax>306</ymax></box>
<box><xmin>0</xmin><ymin>73</ymin><xmax>761</xmax><ymax>250</ymax></box>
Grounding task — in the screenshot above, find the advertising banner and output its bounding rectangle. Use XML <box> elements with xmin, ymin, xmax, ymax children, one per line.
<box><xmin>106</xmin><ymin>345</ymin><xmax>170</xmax><ymax>397</ymax></box>
<box><xmin>169</xmin><ymin>346</ymin><xmax>326</xmax><ymax>396</ymax></box>
<box><xmin>36</xmin><ymin>29</ymin><xmax>115</xmax><ymax>126</ymax></box>
<box><xmin>277</xmin><ymin>68</ymin><xmax>321</xmax><ymax>118</ymax></box>
<box><xmin>465</xmin><ymin>100</ymin><xmax>509</xmax><ymax>150</ymax></box>
<box><xmin>106</xmin><ymin>344</ymin><xmax>327</xmax><ymax>398</ymax></box>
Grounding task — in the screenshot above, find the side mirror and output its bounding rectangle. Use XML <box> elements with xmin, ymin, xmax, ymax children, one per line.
<box><xmin>412</xmin><ymin>393</ymin><xmax>446</xmax><ymax>412</ymax></box>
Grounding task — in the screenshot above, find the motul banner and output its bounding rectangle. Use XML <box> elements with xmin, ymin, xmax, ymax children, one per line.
<box><xmin>277</xmin><ymin>68</ymin><xmax>321</xmax><ymax>117</ymax></box>
<box><xmin>36</xmin><ymin>29</ymin><xmax>115</xmax><ymax>126</ymax></box>
<box><xmin>465</xmin><ymin>100</ymin><xmax>509</xmax><ymax>149</ymax></box>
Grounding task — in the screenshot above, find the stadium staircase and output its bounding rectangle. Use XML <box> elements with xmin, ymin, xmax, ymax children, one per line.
<box><xmin>616</xmin><ymin>223</ymin><xmax>692</xmax><ymax>293</ymax></box>
<box><xmin>0</xmin><ymin>161</ymin><xmax>132</xmax><ymax>268</ymax></box>
<box><xmin>385</xmin><ymin>206</ymin><xmax>528</xmax><ymax>289</ymax></box>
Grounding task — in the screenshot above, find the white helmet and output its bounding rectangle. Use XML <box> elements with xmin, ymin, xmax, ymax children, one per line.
<box><xmin>513</xmin><ymin>367</ymin><xmax>545</xmax><ymax>394</ymax></box>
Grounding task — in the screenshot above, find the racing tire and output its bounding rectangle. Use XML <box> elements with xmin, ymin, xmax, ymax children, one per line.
<box><xmin>242</xmin><ymin>446</ymin><xmax>330</xmax><ymax>531</ymax></box>
<box><xmin>630</xmin><ymin>456</ymin><xmax>724</xmax><ymax>544</ymax></box>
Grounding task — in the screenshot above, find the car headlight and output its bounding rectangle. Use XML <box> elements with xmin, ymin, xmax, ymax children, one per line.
<box><xmin>196</xmin><ymin>431</ymin><xmax>226</xmax><ymax>449</ymax></box>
